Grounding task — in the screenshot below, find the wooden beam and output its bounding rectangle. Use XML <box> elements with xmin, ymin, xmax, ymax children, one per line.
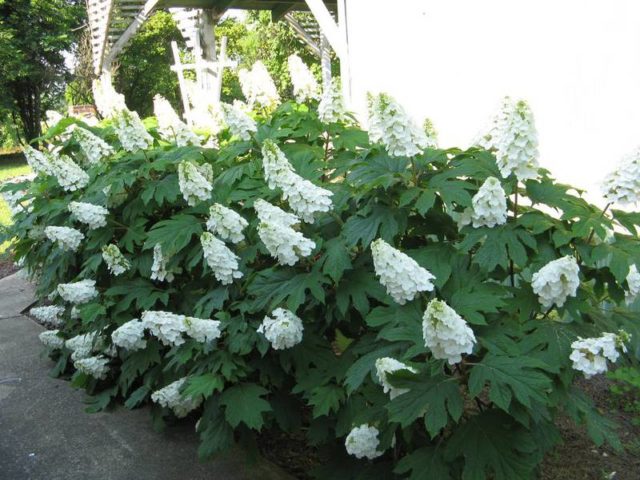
<box><xmin>102</xmin><ymin>0</ymin><xmax>161</xmax><ymax>72</ymax></box>
<box><xmin>303</xmin><ymin>0</ymin><xmax>346</xmax><ymax>59</ymax></box>
<box><xmin>271</xmin><ymin>2</ymin><xmax>295</xmax><ymax>21</ymax></box>
<box><xmin>283</xmin><ymin>13</ymin><xmax>320</xmax><ymax>57</ymax></box>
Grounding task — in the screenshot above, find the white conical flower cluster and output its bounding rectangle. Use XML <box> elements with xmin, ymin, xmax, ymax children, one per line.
<box><xmin>24</xmin><ymin>146</ymin><xmax>56</xmax><ymax>176</ymax></box>
<box><xmin>476</xmin><ymin>97</ymin><xmax>539</xmax><ymax>180</ymax></box>
<box><xmin>39</xmin><ymin>330</ymin><xmax>65</xmax><ymax>350</ymax></box>
<box><xmin>153</xmin><ymin>94</ymin><xmax>201</xmax><ymax>147</ymax></box>
<box><xmin>570</xmin><ymin>331</ymin><xmax>629</xmax><ymax>378</ymax></box>
<box><xmin>470</xmin><ymin>177</ymin><xmax>508</xmax><ymax>228</ymax></box>
<box><xmin>57</xmin><ymin>279</ymin><xmax>98</xmax><ymax>304</ymax></box>
<box><xmin>422</xmin><ymin>299</ymin><xmax>476</xmax><ymax>365</ymax></box>
<box><xmin>257</xmin><ymin>308</ymin><xmax>304</xmax><ymax>350</ymax></box>
<box><xmin>30</xmin><ymin>305</ymin><xmax>65</xmax><ymax>327</ymax></box>
<box><xmin>151</xmin><ymin>378</ymin><xmax>202</xmax><ymax>418</ymax></box>
<box><xmin>375</xmin><ymin>357</ymin><xmax>417</xmax><ymax>399</ymax></box>
<box><xmin>625</xmin><ymin>265</ymin><xmax>640</xmax><ymax>305</ymax></box>
<box><xmin>238</xmin><ymin>61</ymin><xmax>280</xmax><ymax>109</ymax></box>
<box><xmin>51</xmin><ymin>153</ymin><xmax>90</xmax><ymax>192</ymax></box>
<box><xmin>92</xmin><ymin>73</ymin><xmax>127</xmax><ymax>118</ymax></box>
<box><xmin>151</xmin><ymin>244</ymin><xmax>174</xmax><ymax>282</ymax></box>
<box><xmin>318</xmin><ymin>79</ymin><xmax>348</xmax><ymax>124</ymax></box>
<box><xmin>68</xmin><ymin>201</ymin><xmax>108</xmax><ymax>230</ymax></box>
<box><xmin>367</xmin><ymin>92</ymin><xmax>430</xmax><ymax>158</ymax></box>
<box><xmin>601</xmin><ymin>147</ymin><xmax>640</xmax><ymax>205</ymax></box>
<box><xmin>65</xmin><ymin>331</ymin><xmax>109</xmax><ymax>361</ymax></box>
<box><xmin>221</xmin><ymin>101</ymin><xmax>257</xmax><ymax>141</ymax></box>
<box><xmin>345</xmin><ymin>425</ymin><xmax>383</xmax><ymax>460</ymax></box>
<box><xmin>254</xmin><ymin>199</ymin><xmax>315</xmax><ymax>266</ymax></box>
<box><xmin>178</xmin><ymin>160</ymin><xmax>213</xmax><ymax>206</ymax></box>
<box><xmin>184</xmin><ymin>83</ymin><xmax>225</xmax><ymax>135</ymax></box>
<box><xmin>45</xmin><ymin>226</ymin><xmax>84</xmax><ymax>252</ymax></box>
<box><xmin>206</xmin><ymin>204</ymin><xmax>248</xmax><ymax>244</ymax></box>
<box><xmin>141</xmin><ymin>310</ymin><xmax>222</xmax><ymax>347</ymax></box>
<box><xmin>371</xmin><ymin>238</ymin><xmax>435</xmax><ymax>304</ymax></box>
<box><xmin>73</xmin><ymin>127</ymin><xmax>113</xmax><ymax>164</ymax></box>
<box><xmin>261</xmin><ymin>140</ymin><xmax>332</xmax><ymax>223</ymax></box>
<box><xmin>1</xmin><ymin>190</ymin><xmax>27</xmax><ymax>217</ymax></box>
<box><xmin>111</xmin><ymin>319</ymin><xmax>147</xmax><ymax>351</ymax></box>
<box><xmin>200</xmin><ymin>232</ymin><xmax>243</xmax><ymax>285</ymax></box>
<box><xmin>531</xmin><ymin>256</ymin><xmax>580</xmax><ymax>308</ymax></box>
<box><xmin>287</xmin><ymin>54</ymin><xmax>319</xmax><ymax>102</ymax></box>
<box><xmin>74</xmin><ymin>355</ymin><xmax>110</xmax><ymax>380</ymax></box>
<box><xmin>423</xmin><ymin>118</ymin><xmax>439</xmax><ymax>149</ymax></box>
<box><xmin>114</xmin><ymin>108</ymin><xmax>154</xmax><ymax>152</ymax></box>
<box><xmin>102</xmin><ymin>244</ymin><xmax>130</xmax><ymax>276</ymax></box>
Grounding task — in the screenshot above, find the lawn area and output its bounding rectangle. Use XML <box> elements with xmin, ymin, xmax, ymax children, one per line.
<box><xmin>0</xmin><ymin>153</ymin><xmax>31</xmax><ymax>254</ymax></box>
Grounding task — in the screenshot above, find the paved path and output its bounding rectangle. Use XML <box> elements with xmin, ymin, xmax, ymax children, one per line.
<box><xmin>0</xmin><ymin>271</ymin><xmax>291</xmax><ymax>480</ymax></box>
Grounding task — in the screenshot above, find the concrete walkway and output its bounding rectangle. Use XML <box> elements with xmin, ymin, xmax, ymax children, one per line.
<box><xmin>0</xmin><ymin>271</ymin><xmax>291</xmax><ymax>480</ymax></box>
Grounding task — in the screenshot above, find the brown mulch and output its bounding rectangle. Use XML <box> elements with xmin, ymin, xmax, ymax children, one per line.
<box><xmin>0</xmin><ymin>253</ymin><xmax>18</xmax><ymax>279</ymax></box>
<box><xmin>258</xmin><ymin>376</ymin><xmax>639</xmax><ymax>480</ymax></box>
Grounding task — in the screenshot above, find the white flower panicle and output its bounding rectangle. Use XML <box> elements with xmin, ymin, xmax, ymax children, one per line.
<box><xmin>102</xmin><ymin>244</ymin><xmax>130</xmax><ymax>276</ymax></box>
<box><xmin>261</xmin><ymin>140</ymin><xmax>333</xmax><ymax>223</ymax></box>
<box><xmin>1</xmin><ymin>190</ymin><xmax>27</xmax><ymax>217</ymax></box>
<box><xmin>367</xmin><ymin>92</ymin><xmax>429</xmax><ymax>158</ymax></box>
<box><xmin>24</xmin><ymin>146</ymin><xmax>56</xmax><ymax>176</ymax></box>
<box><xmin>30</xmin><ymin>305</ymin><xmax>65</xmax><ymax>327</ymax></box>
<box><xmin>153</xmin><ymin>94</ymin><xmax>201</xmax><ymax>147</ymax></box>
<box><xmin>54</xmin><ymin>154</ymin><xmax>90</xmax><ymax>192</ymax></box>
<box><xmin>57</xmin><ymin>279</ymin><xmax>98</xmax><ymax>304</ymax></box>
<box><xmin>65</xmin><ymin>332</ymin><xmax>105</xmax><ymax>361</ymax></box>
<box><xmin>318</xmin><ymin>79</ymin><xmax>348</xmax><ymax>124</ymax></box>
<box><xmin>200</xmin><ymin>232</ymin><xmax>243</xmax><ymax>285</ymax></box>
<box><xmin>470</xmin><ymin>177</ymin><xmax>508</xmax><ymax>228</ymax></box>
<box><xmin>206</xmin><ymin>203</ymin><xmax>248</xmax><ymax>244</ymax></box>
<box><xmin>68</xmin><ymin>201</ymin><xmax>108</xmax><ymax>230</ymax></box>
<box><xmin>287</xmin><ymin>54</ymin><xmax>320</xmax><ymax>102</ymax></box>
<box><xmin>423</xmin><ymin>118</ymin><xmax>439</xmax><ymax>149</ymax></box>
<box><xmin>178</xmin><ymin>160</ymin><xmax>213</xmax><ymax>206</ymax></box>
<box><xmin>422</xmin><ymin>299</ymin><xmax>476</xmax><ymax>364</ymax></box>
<box><xmin>254</xmin><ymin>198</ymin><xmax>299</xmax><ymax>226</ymax></box>
<box><xmin>45</xmin><ymin>226</ymin><xmax>84</xmax><ymax>252</ymax></box>
<box><xmin>114</xmin><ymin>109</ymin><xmax>154</xmax><ymax>152</ymax></box>
<box><xmin>151</xmin><ymin>378</ymin><xmax>202</xmax><ymax>418</ymax></box>
<box><xmin>531</xmin><ymin>256</ymin><xmax>580</xmax><ymax>308</ymax></box>
<box><xmin>92</xmin><ymin>73</ymin><xmax>127</xmax><ymax>118</ymax></box>
<box><xmin>111</xmin><ymin>319</ymin><xmax>147</xmax><ymax>351</ymax></box>
<box><xmin>151</xmin><ymin>244</ymin><xmax>174</xmax><ymax>282</ymax></box>
<box><xmin>183</xmin><ymin>316</ymin><xmax>222</xmax><ymax>343</ymax></box>
<box><xmin>238</xmin><ymin>61</ymin><xmax>280</xmax><ymax>109</ymax></box>
<box><xmin>570</xmin><ymin>331</ymin><xmax>630</xmax><ymax>378</ymax></box>
<box><xmin>345</xmin><ymin>425</ymin><xmax>383</xmax><ymax>460</ymax></box>
<box><xmin>257</xmin><ymin>308</ymin><xmax>304</xmax><ymax>350</ymax></box>
<box><xmin>74</xmin><ymin>355</ymin><xmax>110</xmax><ymax>380</ymax></box>
<box><xmin>39</xmin><ymin>330</ymin><xmax>65</xmax><ymax>350</ymax></box>
<box><xmin>477</xmin><ymin>97</ymin><xmax>540</xmax><ymax>180</ymax></box>
<box><xmin>625</xmin><ymin>265</ymin><xmax>640</xmax><ymax>305</ymax></box>
<box><xmin>371</xmin><ymin>238</ymin><xmax>435</xmax><ymax>304</ymax></box>
<box><xmin>254</xmin><ymin>199</ymin><xmax>315</xmax><ymax>266</ymax></box>
<box><xmin>184</xmin><ymin>83</ymin><xmax>226</xmax><ymax>135</ymax></box>
<box><xmin>375</xmin><ymin>357</ymin><xmax>417</xmax><ymax>399</ymax></box>
<box><xmin>221</xmin><ymin>101</ymin><xmax>257</xmax><ymax>141</ymax></box>
<box><xmin>601</xmin><ymin>147</ymin><xmax>640</xmax><ymax>205</ymax></box>
<box><xmin>74</xmin><ymin>127</ymin><xmax>113</xmax><ymax>164</ymax></box>
<box><xmin>141</xmin><ymin>310</ymin><xmax>186</xmax><ymax>346</ymax></box>
<box><xmin>141</xmin><ymin>310</ymin><xmax>222</xmax><ymax>346</ymax></box>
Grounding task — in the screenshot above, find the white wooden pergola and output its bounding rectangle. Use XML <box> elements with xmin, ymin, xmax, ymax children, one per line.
<box><xmin>86</xmin><ymin>0</ymin><xmax>350</xmax><ymax>105</ymax></box>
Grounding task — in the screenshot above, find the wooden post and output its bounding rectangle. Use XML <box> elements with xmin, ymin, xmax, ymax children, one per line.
<box><xmin>320</xmin><ymin>35</ymin><xmax>332</xmax><ymax>92</ymax></box>
<box><xmin>337</xmin><ymin>0</ymin><xmax>351</xmax><ymax>105</ymax></box>
<box><xmin>213</xmin><ymin>36</ymin><xmax>228</xmax><ymax>104</ymax></box>
<box><xmin>170</xmin><ymin>41</ymin><xmax>192</xmax><ymax>123</ymax></box>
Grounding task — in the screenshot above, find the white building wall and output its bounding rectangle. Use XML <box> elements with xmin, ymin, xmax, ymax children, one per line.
<box><xmin>346</xmin><ymin>0</ymin><xmax>640</xmax><ymax>203</ymax></box>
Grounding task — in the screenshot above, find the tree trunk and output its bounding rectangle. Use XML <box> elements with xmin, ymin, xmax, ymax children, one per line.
<box><xmin>12</xmin><ymin>80</ymin><xmax>42</xmax><ymax>142</ymax></box>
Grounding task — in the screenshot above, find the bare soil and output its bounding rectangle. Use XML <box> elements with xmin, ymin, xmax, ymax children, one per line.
<box><xmin>0</xmin><ymin>253</ymin><xmax>18</xmax><ymax>279</ymax></box>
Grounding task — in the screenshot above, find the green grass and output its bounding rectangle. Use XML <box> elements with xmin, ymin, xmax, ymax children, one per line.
<box><xmin>0</xmin><ymin>155</ymin><xmax>31</xmax><ymax>254</ymax></box>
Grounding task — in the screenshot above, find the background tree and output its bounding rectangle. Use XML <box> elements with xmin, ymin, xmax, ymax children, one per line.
<box><xmin>114</xmin><ymin>11</ymin><xmax>183</xmax><ymax>118</ymax></box>
<box><xmin>0</xmin><ymin>0</ymin><xmax>84</xmax><ymax>142</ymax></box>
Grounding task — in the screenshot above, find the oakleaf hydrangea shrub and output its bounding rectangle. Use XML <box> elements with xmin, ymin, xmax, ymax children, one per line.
<box><xmin>3</xmin><ymin>63</ymin><xmax>640</xmax><ymax>480</ymax></box>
